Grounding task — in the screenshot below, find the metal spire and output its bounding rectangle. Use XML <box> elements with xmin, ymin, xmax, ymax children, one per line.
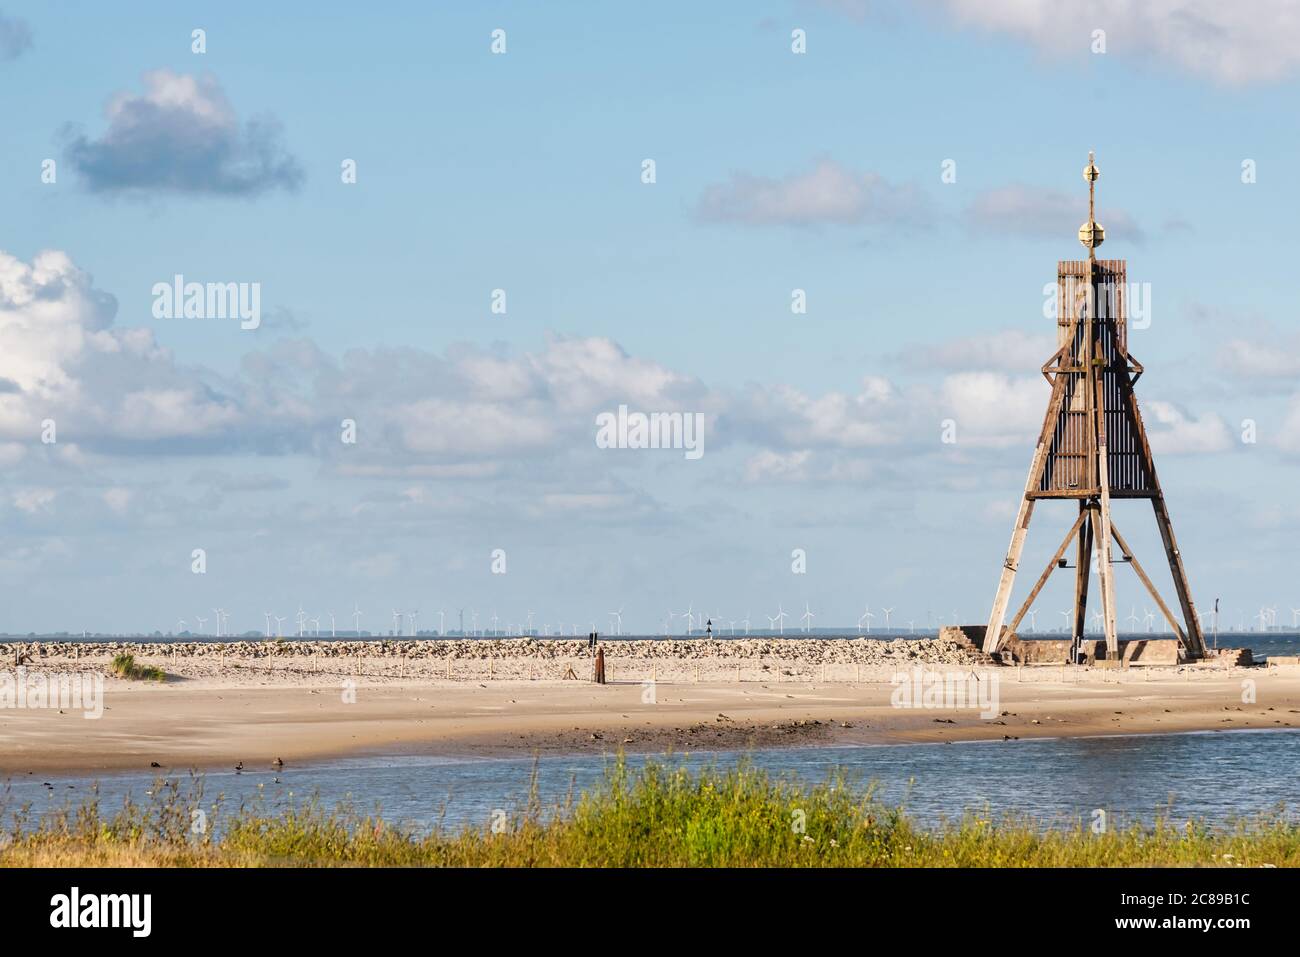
<box><xmin>1078</xmin><ymin>151</ymin><xmax>1104</xmax><ymax>259</ymax></box>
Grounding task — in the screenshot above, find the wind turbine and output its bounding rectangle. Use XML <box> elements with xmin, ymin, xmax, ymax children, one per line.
<box><xmin>882</xmin><ymin>607</ymin><xmax>894</xmax><ymax>632</ymax></box>
<box><xmin>213</xmin><ymin>608</ymin><xmax>223</xmax><ymax>639</ymax></box>
<box><xmin>1058</xmin><ymin>609</ymin><xmax>1070</xmax><ymax>633</ymax></box>
<box><xmin>728</xmin><ymin>618</ymin><xmax>737</xmax><ymax>635</ymax></box>
<box><xmin>470</xmin><ymin>610</ymin><xmax>479</xmax><ymax>635</ymax></box>
<box><xmin>1127</xmin><ymin>607</ymin><xmax>1140</xmax><ymax>633</ymax></box>
<box><xmin>775</xmin><ymin>603</ymin><xmax>788</xmax><ymax>635</ymax></box>
<box><xmin>1091</xmin><ymin>610</ymin><xmax>1104</xmax><ymax>633</ymax></box>
<box><xmin>526</xmin><ymin>610</ymin><xmax>535</xmax><ymax>635</ymax></box>
<box><xmin>391</xmin><ymin>609</ymin><xmax>402</xmax><ymax>635</ymax></box>
<box><xmin>608</xmin><ymin>606</ymin><xmax>624</xmax><ymax>636</ymax></box>
<box><xmin>1292</xmin><ymin>607</ymin><xmax>1300</xmax><ymax>629</ymax></box>
<box><xmin>438</xmin><ymin>610</ymin><xmax>445</xmax><ymax>636</ymax></box>
<box><xmin>680</xmin><ymin>603</ymin><xmax>694</xmax><ymax>636</ymax></box>
<box><xmin>907</xmin><ymin>620</ymin><xmax>915</xmax><ymax>634</ymax></box>
<box><xmin>263</xmin><ymin>612</ymin><xmax>272</xmax><ymax>638</ymax></box>
<box><xmin>309</xmin><ymin>617</ymin><xmax>320</xmax><ymax>637</ymax></box>
<box><xmin>490</xmin><ymin>611</ymin><xmax>499</xmax><ymax>636</ymax></box>
<box><xmin>801</xmin><ymin>602</ymin><xmax>814</xmax><ymax>634</ymax></box>
<box><xmin>857</xmin><ymin>605</ymin><xmax>874</xmax><ymax>635</ymax></box>
<box><xmin>408</xmin><ymin>610</ymin><xmax>419</xmax><ymax>636</ymax></box>
<box><xmin>1254</xmin><ymin>608</ymin><xmax>1268</xmax><ymax>632</ymax></box>
<box><xmin>1027</xmin><ymin>609</ymin><xmax>1038</xmax><ymax>633</ymax></box>
<box><xmin>328</xmin><ymin>611</ymin><xmax>336</xmax><ymax>638</ymax></box>
<box><xmin>273</xmin><ymin>615</ymin><xmax>286</xmax><ymax>638</ymax></box>
<box><xmin>195</xmin><ymin>614</ymin><xmax>208</xmax><ymax>636</ymax></box>
<box><xmin>1143</xmin><ymin>608</ymin><xmax>1156</xmax><ymax>633</ymax></box>
<box><xmin>177</xmin><ymin>619</ymin><xmax>188</xmax><ymax>634</ymax></box>
<box><xmin>296</xmin><ymin>604</ymin><xmax>306</xmax><ymax>638</ymax></box>
<box><xmin>742</xmin><ymin>612</ymin><xmax>751</xmax><ymax>636</ymax></box>
<box><xmin>353</xmin><ymin>603</ymin><xmax>362</xmax><ymax>635</ymax></box>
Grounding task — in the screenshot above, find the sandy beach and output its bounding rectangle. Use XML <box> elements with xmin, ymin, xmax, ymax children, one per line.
<box><xmin>2</xmin><ymin>640</ymin><xmax>1296</xmax><ymax>774</ymax></box>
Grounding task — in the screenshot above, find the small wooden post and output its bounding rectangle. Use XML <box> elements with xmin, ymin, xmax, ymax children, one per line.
<box><xmin>652</xmin><ymin>661</ymin><xmax>657</xmax><ymax>683</ymax></box>
<box><xmin>489</xmin><ymin>658</ymin><xmax>494</xmax><ymax>680</ymax></box>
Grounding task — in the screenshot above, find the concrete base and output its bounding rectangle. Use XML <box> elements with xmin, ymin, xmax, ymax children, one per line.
<box><xmin>953</xmin><ymin>626</ymin><xmax>1183</xmax><ymax>665</ymax></box>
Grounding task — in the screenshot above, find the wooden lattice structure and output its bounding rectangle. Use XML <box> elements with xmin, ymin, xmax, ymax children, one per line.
<box><xmin>983</xmin><ymin>154</ymin><xmax>1206</xmax><ymax>660</ymax></box>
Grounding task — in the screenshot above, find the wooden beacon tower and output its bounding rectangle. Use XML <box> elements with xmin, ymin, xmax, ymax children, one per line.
<box><xmin>982</xmin><ymin>153</ymin><xmax>1206</xmax><ymax>661</ymax></box>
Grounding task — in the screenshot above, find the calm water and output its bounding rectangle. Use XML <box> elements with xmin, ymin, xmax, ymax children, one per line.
<box><xmin>4</xmin><ymin>729</ymin><xmax>1296</xmax><ymax>834</ymax></box>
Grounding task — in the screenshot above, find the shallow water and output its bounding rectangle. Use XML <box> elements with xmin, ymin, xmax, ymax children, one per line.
<box><xmin>4</xmin><ymin>728</ymin><xmax>1296</xmax><ymax>834</ymax></box>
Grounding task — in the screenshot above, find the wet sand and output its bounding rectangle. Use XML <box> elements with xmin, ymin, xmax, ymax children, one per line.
<box><xmin>2</xmin><ymin>661</ymin><xmax>1297</xmax><ymax>774</ymax></box>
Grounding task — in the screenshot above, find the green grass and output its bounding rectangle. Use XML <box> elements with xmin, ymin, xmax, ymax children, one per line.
<box><xmin>109</xmin><ymin>653</ymin><xmax>166</xmax><ymax>682</ymax></box>
<box><xmin>0</xmin><ymin>759</ymin><xmax>1295</xmax><ymax>867</ymax></box>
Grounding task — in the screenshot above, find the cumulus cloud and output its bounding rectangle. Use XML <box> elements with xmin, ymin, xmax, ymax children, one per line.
<box><xmin>1144</xmin><ymin>400</ymin><xmax>1233</xmax><ymax>454</ymax></box>
<box><xmin>0</xmin><ymin>247</ymin><xmax>716</xmax><ymax>474</ymax></box>
<box><xmin>0</xmin><ymin>10</ymin><xmax>31</xmax><ymax>61</ymax></box>
<box><xmin>695</xmin><ymin>158</ymin><xmax>932</xmax><ymax>228</ymax></box>
<box><xmin>1</xmin><ymin>246</ymin><xmax>1234</xmax><ymax>509</ymax></box>
<box><xmin>0</xmin><ymin>249</ymin><xmax>248</xmax><ymax>450</ymax></box>
<box><xmin>1220</xmin><ymin>335</ymin><xmax>1300</xmax><ymax>380</ymax></box>
<box><xmin>927</xmin><ymin>0</ymin><xmax>1300</xmax><ymax>86</ymax></box>
<box><xmin>62</xmin><ymin>69</ymin><xmax>304</xmax><ymax>196</ymax></box>
<box><xmin>963</xmin><ymin>184</ymin><xmax>1145</xmax><ymax>244</ymax></box>
<box><xmin>937</xmin><ymin>372</ymin><xmax>1047</xmax><ymax>448</ymax></box>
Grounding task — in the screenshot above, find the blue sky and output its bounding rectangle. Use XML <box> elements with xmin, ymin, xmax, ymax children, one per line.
<box><xmin>2</xmin><ymin>0</ymin><xmax>1298</xmax><ymax>636</ymax></box>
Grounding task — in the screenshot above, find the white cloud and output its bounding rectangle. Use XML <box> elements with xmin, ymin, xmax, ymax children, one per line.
<box><xmin>1219</xmin><ymin>336</ymin><xmax>1300</xmax><ymax>379</ymax></box>
<box><xmin>695</xmin><ymin>158</ymin><xmax>932</xmax><ymax>228</ymax></box>
<box><xmin>13</xmin><ymin>487</ymin><xmax>56</xmax><ymax>513</ymax></box>
<box><xmin>744</xmin><ymin>449</ymin><xmax>814</xmax><ymax>483</ymax></box>
<box><xmin>0</xmin><ymin>249</ymin><xmax>244</xmax><ymax>447</ymax></box>
<box><xmin>62</xmin><ymin>69</ymin><xmax>303</xmax><ymax>195</ymax></box>
<box><xmin>1145</xmin><ymin>400</ymin><xmax>1233</xmax><ymax>453</ymax></box>
<box><xmin>937</xmin><ymin>372</ymin><xmax>1047</xmax><ymax>448</ymax></box>
<box><xmin>930</xmin><ymin>0</ymin><xmax>1300</xmax><ymax>86</ymax></box>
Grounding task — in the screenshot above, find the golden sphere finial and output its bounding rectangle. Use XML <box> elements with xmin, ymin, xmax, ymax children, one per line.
<box><xmin>1078</xmin><ymin>221</ymin><xmax>1105</xmax><ymax>248</ymax></box>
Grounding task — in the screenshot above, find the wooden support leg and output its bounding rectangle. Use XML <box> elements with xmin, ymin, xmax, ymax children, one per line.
<box><xmin>1152</xmin><ymin>497</ymin><xmax>1206</xmax><ymax>657</ymax></box>
<box><xmin>986</xmin><ymin>347</ymin><xmax>1070</xmax><ymax>655</ymax></box>
<box><xmin>1072</xmin><ymin>503</ymin><xmax>1093</xmax><ymax>642</ymax></box>
<box><xmin>985</xmin><ymin>498</ymin><xmax>1035</xmax><ymax>653</ymax></box>
<box><xmin>1094</xmin><ymin>504</ymin><xmax>1119</xmax><ymax>656</ymax></box>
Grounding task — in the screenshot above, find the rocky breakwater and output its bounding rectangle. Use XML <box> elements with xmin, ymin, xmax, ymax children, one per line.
<box><xmin>5</xmin><ymin>635</ymin><xmax>987</xmax><ymax>666</ymax></box>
